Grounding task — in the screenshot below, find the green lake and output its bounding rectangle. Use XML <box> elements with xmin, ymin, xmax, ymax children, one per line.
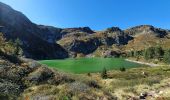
<box><xmin>40</xmin><ymin>58</ymin><xmax>142</xmax><ymax>74</ymax></box>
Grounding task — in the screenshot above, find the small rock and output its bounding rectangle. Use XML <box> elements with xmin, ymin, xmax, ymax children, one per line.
<box><xmin>139</xmin><ymin>92</ymin><xmax>147</xmax><ymax>99</ymax></box>
<box><xmin>159</xmin><ymin>91</ymin><xmax>163</xmax><ymax>95</ymax></box>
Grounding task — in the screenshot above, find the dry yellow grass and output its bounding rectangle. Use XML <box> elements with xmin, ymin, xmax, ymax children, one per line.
<box><xmin>86</xmin><ymin>65</ymin><xmax>170</xmax><ymax>99</ymax></box>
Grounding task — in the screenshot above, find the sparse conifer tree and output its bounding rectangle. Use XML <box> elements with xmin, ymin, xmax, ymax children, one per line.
<box><xmin>163</xmin><ymin>49</ymin><xmax>170</xmax><ymax>64</ymax></box>
<box><xmin>14</xmin><ymin>38</ymin><xmax>23</xmax><ymax>56</ymax></box>
<box><xmin>101</xmin><ymin>67</ymin><xmax>107</xmax><ymax>79</ymax></box>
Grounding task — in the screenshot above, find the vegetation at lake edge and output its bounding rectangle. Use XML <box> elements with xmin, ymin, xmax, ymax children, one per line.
<box><xmin>127</xmin><ymin>46</ymin><xmax>170</xmax><ymax>64</ymax></box>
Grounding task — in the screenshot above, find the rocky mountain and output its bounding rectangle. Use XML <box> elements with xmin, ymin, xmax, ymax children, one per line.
<box><xmin>1</xmin><ymin>2</ymin><xmax>170</xmax><ymax>59</ymax></box>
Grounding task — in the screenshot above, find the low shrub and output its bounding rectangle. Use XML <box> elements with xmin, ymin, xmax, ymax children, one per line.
<box><xmin>87</xmin><ymin>80</ymin><xmax>100</xmax><ymax>88</ymax></box>
<box><xmin>120</xmin><ymin>67</ymin><xmax>126</xmax><ymax>72</ymax></box>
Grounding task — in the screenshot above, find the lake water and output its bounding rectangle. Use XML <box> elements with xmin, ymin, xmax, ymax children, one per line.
<box><xmin>40</xmin><ymin>58</ymin><xmax>142</xmax><ymax>74</ymax></box>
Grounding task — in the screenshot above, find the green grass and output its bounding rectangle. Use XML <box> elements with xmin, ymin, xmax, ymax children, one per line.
<box><xmin>39</xmin><ymin>58</ymin><xmax>142</xmax><ymax>74</ymax></box>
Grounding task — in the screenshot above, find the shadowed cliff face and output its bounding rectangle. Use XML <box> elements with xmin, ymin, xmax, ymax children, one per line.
<box><xmin>0</xmin><ymin>2</ymin><xmax>69</xmax><ymax>59</ymax></box>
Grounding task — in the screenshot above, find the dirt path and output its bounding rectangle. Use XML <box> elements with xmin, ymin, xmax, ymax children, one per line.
<box><xmin>125</xmin><ymin>59</ymin><xmax>169</xmax><ymax>67</ymax></box>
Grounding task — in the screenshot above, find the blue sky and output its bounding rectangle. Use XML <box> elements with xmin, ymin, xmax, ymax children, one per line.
<box><xmin>0</xmin><ymin>0</ymin><xmax>170</xmax><ymax>30</ymax></box>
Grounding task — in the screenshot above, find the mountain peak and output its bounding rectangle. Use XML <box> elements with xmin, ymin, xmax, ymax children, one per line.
<box><xmin>105</xmin><ymin>27</ymin><xmax>122</xmax><ymax>33</ymax></box>
<box><xmin>124</xmin><ymin>25</ymin><xmax>168</xmax><ymax>37</ymax></box>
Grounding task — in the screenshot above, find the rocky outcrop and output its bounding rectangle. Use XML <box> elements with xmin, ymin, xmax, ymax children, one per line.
<box><xmin>102</xmin><ymin>50</ymin><xmax>121</xmax><ymax>58</ymax></box>
<box><xmin>101</xmin><ymin>27</ymin><xmax>133</xmax><ymax>45</ymax></box>
<box><xmin>69</xmin><ymin>38</ymin><xmax>101</xmax><ymax>54</ymax></box>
